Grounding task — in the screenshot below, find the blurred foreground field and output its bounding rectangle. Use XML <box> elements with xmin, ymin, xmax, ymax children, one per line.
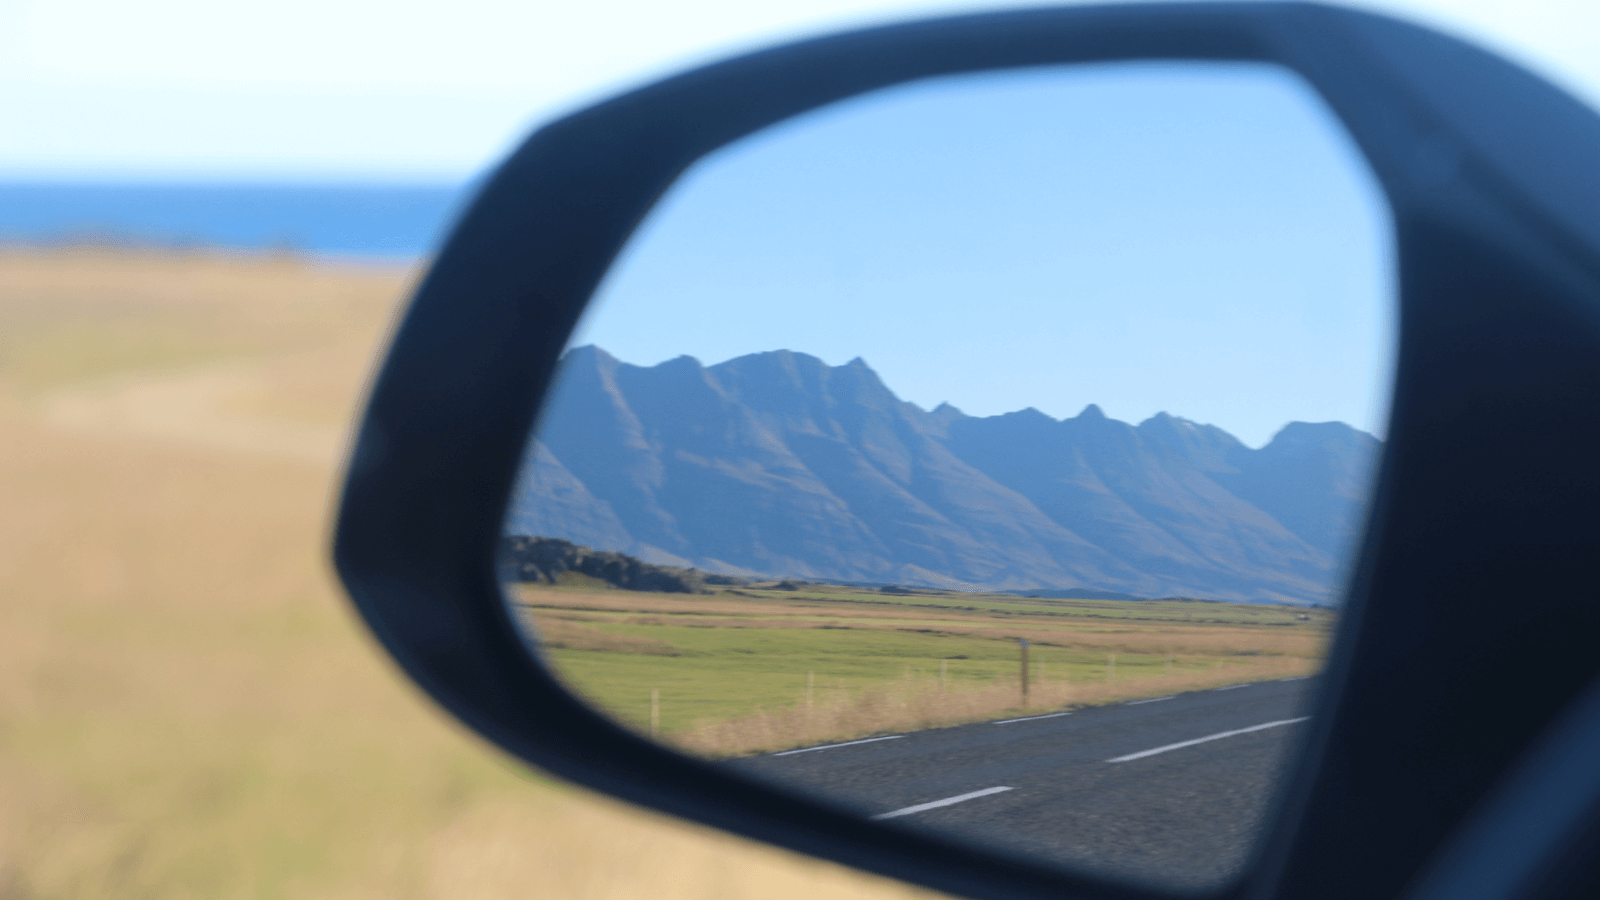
<box><xmin>0</xmin><ymin>249</ymin><xmax>938</xmax><ymax>900</ymax></box>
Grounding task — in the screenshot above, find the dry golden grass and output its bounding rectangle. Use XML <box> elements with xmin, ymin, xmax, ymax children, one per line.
<box><xmin>673</xmin><ymin>659</ymin><xmax>1315</xmax><ymax>758</ymax></box>
<box><xmin>520</xmin><ymin>589</ymin><xmax>1330</xmax><ymax>660</ymax></box>
<box><xmin>0</xmin><ymin>249</ymin><xmax>940</xmax><ymax>900</ymax></box>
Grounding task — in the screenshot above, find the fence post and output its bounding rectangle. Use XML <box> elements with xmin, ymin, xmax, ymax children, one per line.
<box><xmin>650</xmin><ymin>687</ymin><xmax>660</xmax><ymax>738</ymax></box>
<box><xmin>1019</xmin><ymin>639</ymin><xmax>1030</xmax><ymax>708</ymax></box>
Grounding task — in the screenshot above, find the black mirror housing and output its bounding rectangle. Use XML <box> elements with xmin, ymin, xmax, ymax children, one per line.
<box><xmin>334</xmin><ymin>4</ymin><xmax>1600</xmax><ymax>899</ymax></box>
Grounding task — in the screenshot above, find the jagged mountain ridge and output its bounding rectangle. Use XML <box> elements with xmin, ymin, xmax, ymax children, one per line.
<box><xmin>507</xmin><ymin>346</ymin><xmax>1381</xmax><ymax>603</ymax></box>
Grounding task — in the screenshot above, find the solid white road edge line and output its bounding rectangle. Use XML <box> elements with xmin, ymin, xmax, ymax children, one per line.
<box><xmin>992</xmin><ymin>711</ymin><xmax>1072</xmax><ymax>725</ymax></box>
<box><xmin>1213</xmin><ymin>684</ymin><xmax>1250</xmax><ymax>691</ymax></box>
<box><xmin>1107</xmin><ymin>717</ymin><xmax>1311</xmax><ymax>763</ymax></box>
<box><xmin>772</xmin><ymin>735</ymin><xmax>903</xmax><ymax>756</ymax></box>
<box><xmin>872</xmin><ymin>786</ymin><xmax>1014</xmax><ymax>820</ymax></box>
<box><xmin>1125</xmin><ymin>696</ymin><xmax>1176</xmax><ymax>705</ymax></box>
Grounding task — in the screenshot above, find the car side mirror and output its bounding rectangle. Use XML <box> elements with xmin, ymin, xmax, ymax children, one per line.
<box><xmin>334</xmin><ymin>4</ymin><xmax>1600</xmax><ymax>899</ymax></box>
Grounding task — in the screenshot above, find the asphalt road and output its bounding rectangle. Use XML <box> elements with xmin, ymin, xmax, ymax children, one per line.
<box><xmin>728</xmin><ymin>677</ymin><xmax>1317</xmax><ymax>891</ymax></box>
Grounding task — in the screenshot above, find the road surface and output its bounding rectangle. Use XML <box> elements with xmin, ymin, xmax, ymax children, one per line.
<box><xmin>729</xmin><ymin>677</ymin><xmax>1317</xmax><ymax>890</ymax></box>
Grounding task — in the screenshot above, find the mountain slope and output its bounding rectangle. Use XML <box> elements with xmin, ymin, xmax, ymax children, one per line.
<box><xmin>509</xmin><ymin>346</ymin><xmax>1381</xmax><ymax>603</ymax></box>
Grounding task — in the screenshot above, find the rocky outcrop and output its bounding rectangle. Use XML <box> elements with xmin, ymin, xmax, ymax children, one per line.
<box><xmin>498</xmin><ymin>536</ymin><xmax>710</xmax><ymax>594</ymax></box>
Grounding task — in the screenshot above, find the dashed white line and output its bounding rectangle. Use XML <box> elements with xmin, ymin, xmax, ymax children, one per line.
<box><xmin>1125</xmin><ymin>696</ymin><xmax>1175</xmax><ymax>706</ymax></box>
<box><xmin>872</xmin><ymin>786</ymin><xmax>1014</xmax><ymax>820</ymax></box>
<box><xmin>992</xmin><ymin>711</ymin><xmax>1072</xmax><ymax>725</ymax></box>
<box><xmin>1107</xmin><ymin>717</ymin><xmax>1311</xmax><ymax>763</ymax></box>
<box><xmin>772</xmin><ymin>735</ymin><xmax>903</xmax><ymax>756</ymax></box>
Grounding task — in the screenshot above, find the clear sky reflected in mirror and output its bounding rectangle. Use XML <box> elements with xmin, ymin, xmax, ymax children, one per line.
<box><xmin>574</xmin><ymin>62</ymin><xmax>1393</xmax><ymax>448</ymax></box>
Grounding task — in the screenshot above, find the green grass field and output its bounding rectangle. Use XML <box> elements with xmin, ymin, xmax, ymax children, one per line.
<box><xmin>516</xmin><ymin>583</ymin><xmax>1334</xmax><ymax>754</ymax></box>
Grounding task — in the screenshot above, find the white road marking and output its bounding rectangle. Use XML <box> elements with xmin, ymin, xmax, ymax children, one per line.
<box><xmin>1107</xmin><ymin>717</ymin><xmax>1311</xmax><ymax>763</ymax></box>
<box><xmin>992</xmin><ymin>711</ymin><xmax>1072</xmax><ymax>725</ymax></box>
<box><xmin>772</xmin><ymin>735</ymin><xmax>903</xmax><ymax>756</ymax></box>
<box><xmin>1213</xmin><ymin>683</ymin><xmax>1250</xmax><ymax>691</ymax></box>
<box><xmin>1125</xmin><ymin>696</ymin><xmax>1176</xmax><ymax>706</ymax></box>
<box><xmin>872</xmin><ymin>786</ymin><xmax>1014</xmax><ymax>820</ymax></box>
<box><xmin>1279</xmin><ymin>676</ymin><xmax>1309</xmax><ymax>682</ymax></box>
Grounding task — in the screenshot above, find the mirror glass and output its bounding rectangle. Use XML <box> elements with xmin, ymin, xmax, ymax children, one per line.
<box><xmin>499</xmin><ymin>61</ymin><xmax>1392</xmax><ymax>892</ymax></box>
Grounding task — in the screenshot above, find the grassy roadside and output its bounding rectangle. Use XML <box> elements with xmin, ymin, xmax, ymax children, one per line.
<box><xmin>0</xmin><ymin>249</ymin><xmax>939</xmax><ymax>900</ymax></box>
<box><xmin>515</xmin><ymin>583</ymin><xmax>1334</xmax><ymax>756</ymax></box>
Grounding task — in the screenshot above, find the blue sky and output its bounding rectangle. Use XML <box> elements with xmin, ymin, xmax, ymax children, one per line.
<box><xmin>3</xmin><ymin>0</ymin><xmax>1597</xmax><ymax>444</ymax></box>
<box><xmin>576</xmin><ymin>62</ymin><xmax>1392</xmax><ymax>446</ymax></box>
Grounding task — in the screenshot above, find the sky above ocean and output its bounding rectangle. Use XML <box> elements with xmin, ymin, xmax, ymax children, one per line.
<box><xmin>1</xmin><ymin>0</ymin><xmax>1595</xmax><ymax>181</ymax></box>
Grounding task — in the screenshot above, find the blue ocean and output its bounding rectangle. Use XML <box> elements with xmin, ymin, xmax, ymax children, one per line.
<box><xmin>0</xmin><ymin>182</ymin><xmax>476</xmax><ymax>259</ymax></box>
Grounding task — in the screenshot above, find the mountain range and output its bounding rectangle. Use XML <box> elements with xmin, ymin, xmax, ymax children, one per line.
<box><xmin>506</xmin><ymin>346</ymin><xmax>1381</xmax><ymax>604</ymax></box>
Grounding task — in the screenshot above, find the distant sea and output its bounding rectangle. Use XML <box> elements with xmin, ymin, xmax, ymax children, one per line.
<box><xmin>0</xmin><ymin>182</ymin><xmax>475</xmax><ymax>260</ymax></box>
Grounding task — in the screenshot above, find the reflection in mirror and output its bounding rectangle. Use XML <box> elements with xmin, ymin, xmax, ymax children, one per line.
<box><xmin>498</xmin><ymin>62</ymin><xmax>1392</xmax><ymax>891</ymax></box>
